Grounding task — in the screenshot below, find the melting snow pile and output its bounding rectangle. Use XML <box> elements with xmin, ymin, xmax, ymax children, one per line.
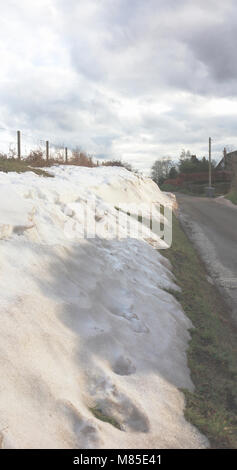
<box><xmin>0</xmin><ymin>166</ymin><xmax>208</xmax><ymax>449</ymax></box>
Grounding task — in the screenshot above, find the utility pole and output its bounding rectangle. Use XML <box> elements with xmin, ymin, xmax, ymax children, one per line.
<box><xmin>46</xmin><ymin>140</ymin><xmax>49</xmax><ymax>161</ymax></box>
<box><xmin>224</xmin><ymin>147</ymin><xmax>227</xmax><ymax>169</ymax></box>
<box><xmin>17</xmin><ymin>130</ymin><xmax>21</xmax><ymax>160</ymax></box>
<box><xmin>209</xmin><ymin>137</ymin><xmax>212</xmax><ymax>187</ymax></box>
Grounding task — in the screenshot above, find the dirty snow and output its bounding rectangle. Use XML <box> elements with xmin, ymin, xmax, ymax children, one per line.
<box><xmin>0</xmin><ymin>166</ymin><xmax>208</xmax><ymax>449</ymax></box>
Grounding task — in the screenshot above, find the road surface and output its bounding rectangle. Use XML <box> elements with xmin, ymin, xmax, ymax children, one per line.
<box><xmin>175</xmin><ymin>193</ymin><xmax>237</xmax><ymax>323</ymax></box>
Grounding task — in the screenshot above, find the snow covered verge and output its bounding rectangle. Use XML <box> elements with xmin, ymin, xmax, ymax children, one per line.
<box><xmin>0</xmin><ymin>166</ymin><xmax>208</xmax><ymax>449</ymax></box>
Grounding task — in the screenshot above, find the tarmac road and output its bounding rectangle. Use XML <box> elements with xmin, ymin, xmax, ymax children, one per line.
<box><xmin>175</xmin><ymin>193</ymin><xmax>237</xmax><ymax>323</ymax></box>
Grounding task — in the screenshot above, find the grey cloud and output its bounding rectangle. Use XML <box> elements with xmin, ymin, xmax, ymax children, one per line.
<box><xmin>186</xmin><ymin>24</ymin><xmax>237</xmax><ymax>84</ymax></box>
<box><xmin>0</xmin><ymin>0</ymin><xmax>237</xmax><ymax>169</ymax></box>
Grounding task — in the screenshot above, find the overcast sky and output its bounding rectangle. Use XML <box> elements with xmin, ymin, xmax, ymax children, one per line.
<box><xmin>0</xmin><ymin>0</ymin><xmax>237</xmax><ymax>173</ymax></box>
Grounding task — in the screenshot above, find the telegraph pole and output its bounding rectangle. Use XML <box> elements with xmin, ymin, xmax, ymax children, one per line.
<box><xmin>209</xmin><ymin>137</ymin><xmax>212</xmax><ymax>187</ymax></box>
<box><xmin>46</xmin><ymin>140</ymin><xmax>49</xmax><ymax>161</ymax></box>
<box><xmin>223</xmin><ymin>147</ymin><xmax>227</xmax><ymax>168</ymax></box>
<box><xmin>17</xmin><ymin>130</ymin><xmax>21</xmax><ymax>160</ymax></box>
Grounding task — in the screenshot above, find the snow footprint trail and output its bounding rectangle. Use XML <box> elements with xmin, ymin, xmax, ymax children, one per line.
<box><xmin>34</xmin><ymin>238</ymin><xmax>207</xmax><ymax>448</ymax></box>
<box><xmin>0</xmin><ymin>166</ymin><xmax>208</xmax><ymax>448</ymax></box>
<box><xmin>112</xmin><ymin>356</ymin><xmax>136</xmax><ymax>376</ymax></box>
<box><xmin>87</xmin><ymin>371</ymin><xmax>150</xmax><ymax>433</ymax></box>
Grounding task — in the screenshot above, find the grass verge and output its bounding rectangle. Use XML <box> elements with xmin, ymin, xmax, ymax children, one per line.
<box><xmin>161</xmin><ymin>183</ymin><xmax>192</xmax><ymax>194</ymax></box>
<box><xmin>225</xmin><ymin>190</ymin><xmax>237</xmax><ymax>205</ymax></box>
<box><xmin>0</xmin><ymin>158</ymin><xmax>53</xmax><ymax>177</ymax></box>
<box><xmin>162</xmin><ymin>215</ymin><xmax>237</xmax><ymax>448</ymax></box>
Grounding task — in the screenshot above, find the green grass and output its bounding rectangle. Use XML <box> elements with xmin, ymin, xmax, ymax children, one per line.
<box><xmin>89</xmin><ymin>406</ymin><xmax>122</xmax><ymax>430</ymax></box>
<box><xmin>0</xmin><ymin>157</ymin><xmax>53</xmax><ymax>177</ymax></box>
<box><xmin>225</xmin><ymin>190</ymin><xmax>237</xmax><ymax>205</ymax></box>
<box><xmin>162</xmin><ymin>215</ymin><xmax>237</xmax><ymax>448</ymax></box>
<box><xmin>161</xmin><ymin>183</ymin><xmax>206</xmax><ymax>197</ymax></box>
<box><xmin>161</xmin><ymin>183</ymin><xmax>190</xmax><ymax>194</ymax></box>
<box><xmin>161</xmin><ymin>182</ymin><xmax>230</xmax><ymax>197</ymax></box>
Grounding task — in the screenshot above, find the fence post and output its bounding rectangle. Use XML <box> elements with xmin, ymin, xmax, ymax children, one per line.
<box><xmin>46</xmin><ymin>140</ymin><xmax>49</xmax><ymax>161</ymax></box>
<box><xmin>224</xmin><ymin>147</ymin><xmax>227</xmax><ymax>168</ymax></box>
<box><xmin>65</xmin><ymin>147</ymin><xmax>68</xmax><ymax>163</ymax></box>
<box><xmin>17</xmin><ymin>130</ymin><xmax>21</xmax><ymax>160</ymax></box>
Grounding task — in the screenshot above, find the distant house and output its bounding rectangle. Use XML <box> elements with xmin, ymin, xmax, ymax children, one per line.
<box><xmin>216</xmin><ymin>150</ymin><xmax>237</xmax><ymax>170</ymax></box>
<box><xmin>216</xmin><ymin>150</ymin><xmax>237</xmax><ymax>189</ymax></box>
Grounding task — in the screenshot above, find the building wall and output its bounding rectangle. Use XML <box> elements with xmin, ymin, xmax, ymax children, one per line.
<box><xmin>226</xmin><ymin>151</ymin><xmax>237</xmax><ymax>190</ymax></box>
<box><xmin>232</xmin><ymin>156</ymin><xmax>237</xmax><ymax>190</ymax></box>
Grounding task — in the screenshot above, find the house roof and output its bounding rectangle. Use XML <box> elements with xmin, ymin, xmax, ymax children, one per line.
<box><xmin>216</xmin><ymin>150</ymin><xmax>237</xmax><ymax>170</ymax></box>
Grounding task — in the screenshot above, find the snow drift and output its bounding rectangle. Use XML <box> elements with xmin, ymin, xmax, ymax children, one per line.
<box><xmin>0</xmin><ymin>166</ymin><xmax>208</xmax><ymax>449</ymax></box>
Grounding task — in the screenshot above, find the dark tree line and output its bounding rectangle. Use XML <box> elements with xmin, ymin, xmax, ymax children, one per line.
<box><xmin>151</xmin><ymin>150</ymin><xmax>216</xmax><ymax>186</ymax></box>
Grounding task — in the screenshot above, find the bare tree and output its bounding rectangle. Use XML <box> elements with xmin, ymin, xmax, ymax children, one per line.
<box><xmin>151</xmin><ymin>157</ymin><xmax>174</xmax><ymax>186</ymax></box>
<box><xmin>8</xmin><ymin>144</ymin><xmax>17</xmax><ymax>159</ymax></box>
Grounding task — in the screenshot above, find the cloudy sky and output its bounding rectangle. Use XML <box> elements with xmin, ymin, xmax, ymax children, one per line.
<box><xmin>0</xmin><ymin>0</ymin><xmax>237</xmax><ymax>173</ymax></box>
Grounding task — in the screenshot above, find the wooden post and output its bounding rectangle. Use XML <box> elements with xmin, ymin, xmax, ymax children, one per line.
<box><xmin>65</xmin><ymin>147</ymin><xmax>68</xmax><ymax>163</ymax></box>
<box><xmin>46</xmin><ymin>140</ymin><xmax>49</xmax><ymax>161</ymax></box>
<box><xmin>224</xmin><ymin>147</ymin><xmax>227</xmax><ymax>168</ymax></box>
<box><xmin>17</xmin><ymin>130</ymin><xmax>21</xmax><ymax>160</ymax></box>
<box><xmin>209</xmin><ymin>137</ymin><xmax>212</xmax><ymax>187</ymax></box>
